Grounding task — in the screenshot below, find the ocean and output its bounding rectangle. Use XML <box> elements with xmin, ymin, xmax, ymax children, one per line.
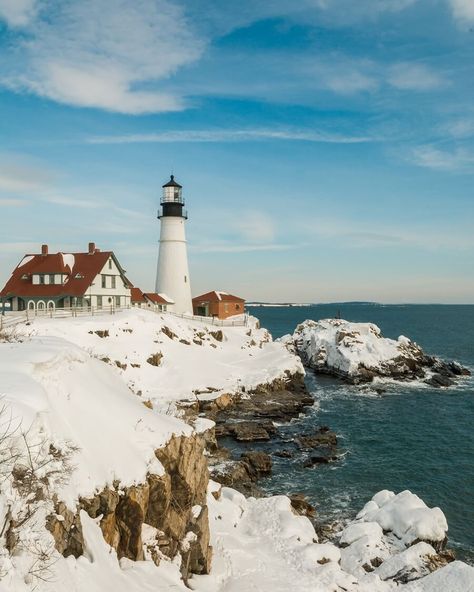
<box><xmin>247</xmin><ymin>304</ymin><xmax>474</xmax><ymax>563</ymax></box>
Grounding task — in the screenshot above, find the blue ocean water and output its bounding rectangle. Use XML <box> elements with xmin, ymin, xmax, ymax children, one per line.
<box><xmin>248</xmin><ymin>304</ymin><xmax>474</xmax><ymax>562</ymax></box>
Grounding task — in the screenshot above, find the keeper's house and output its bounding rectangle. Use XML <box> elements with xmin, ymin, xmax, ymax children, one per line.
<box><xmin>192</xmin><ymin>291</ymin><xmax>245</xmax><ymax>320</ymax></box>
<box><xmin>0</xmin><ymin>243</ymin><xmax>132</xmax><ymax>312</ymax></box>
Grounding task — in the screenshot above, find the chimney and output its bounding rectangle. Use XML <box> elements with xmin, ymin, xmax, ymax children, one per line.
<box><xmin>41</xmin><ymin>244</ymin><xmax>48</xmax><ymax>256</ymax></box>
<box><xmin>88</xmin><ymin>242</ymin><xmax>96</xmax><ymax>255</ymax></box>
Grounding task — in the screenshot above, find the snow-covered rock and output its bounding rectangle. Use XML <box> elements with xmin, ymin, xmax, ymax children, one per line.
<box><xmin>12</xmin><ymin>309</ymin><xmax>303</xmax><ymax>412</ymax></box>
<box><xmin>289</xmin><ymin>318</ymin><xmax>470</xmax><ymax>386</ymax></box>
<box><xmin>356</xmin><ymin>489</ymin><xmax>448</xmax><ymax>548</ymax></box>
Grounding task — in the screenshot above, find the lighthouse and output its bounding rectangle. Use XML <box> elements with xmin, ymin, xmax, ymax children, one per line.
<box><xmin>155</xmin><ymin>175</ymin><xmax>193</xmax><ymax>314</ymax></box>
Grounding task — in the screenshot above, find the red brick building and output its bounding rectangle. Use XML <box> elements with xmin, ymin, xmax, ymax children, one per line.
<box><xmin>192</xmin><ymin>291</ymin><xmax>245</xmax><ymax>320</ymax></box>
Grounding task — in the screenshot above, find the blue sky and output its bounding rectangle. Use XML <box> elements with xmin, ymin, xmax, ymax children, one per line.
<box><xmin>0</xmin><ymin>0</ymin><xmax>473</xmax><ymax>303</ymax></box>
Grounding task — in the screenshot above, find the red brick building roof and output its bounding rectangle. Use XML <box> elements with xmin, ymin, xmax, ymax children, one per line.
<box><xmin>131</xmin><ymin>287</ymin><xmax>147</xmax><ymax>304</ymax></box>
<box><xmin>1</xmin><ymin>244</ymin><xmax>132</xmax><ymax>299</ymax></box>
<box><xmin>192</xmin><ymin>290</ymin><xmax>245</xmax><ymax>303</ymax></box>
<box><xmin>144</xmin><ymin>292</ymin><xmax>174</xmax><ymax>305</ymax></box>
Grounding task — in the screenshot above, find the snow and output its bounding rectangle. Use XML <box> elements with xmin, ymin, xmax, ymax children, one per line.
<box><xmin>13</xmin><ymin>308</ymin><xmax>303</xmax><ymax>412</ymax></box>
<box><xmin>17</xmin><ymin>255</ymin><xmax>35</xmax><ymax>268</ymax></box>
<box><xmin>61</xmin><ymin>253</ymin><xmax>75</xmax><ymax>271</ymax></box>
<box><xmin>214</xmin><ymin>291</ymin><xmax>228</xmax><ymax>301</ymax></box>
<box><xmin>404</xmin><ymin>561</ymin><xmax>474</xmax><ymax>592</ymax></box>
<box><xmin>0</xmin><ymin>310</ymin><xmax>472</xmax><ymax>592</ymax></box>
<box><xmin>356</xmin><ymin>489</ymin><xmax>448</xmax><ymax>546</ymax></box>
<box><xmin>292</xmin><ymin>319</ymin><xmax>408</xmax><ymax>376</ymax></box>
<box><xmin>0</xmin><ymin>335</ymin><xmax>192</xmax><ymax>506</ymax></box>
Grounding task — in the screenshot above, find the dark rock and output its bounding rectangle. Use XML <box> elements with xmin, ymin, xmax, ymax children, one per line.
<box><xmin>289</xmin><ymin>493</ymin><xmax>316</xmax><ymax>518</ymax></box>
<box><xmin>274</xmin><ymin>450</ymin><xmax>294</xmax><ymax>458</ymax></box>
<box><xmin>303</xmin><ymin>455</ymin><xmax>337</xmax><ymax>468</ymax></box>
<box><xmin>296</xmin><ymin>427</ymin><xmax>337</xmax><ymax>449</ymax></box>
<box><xmin>424</xmin><ymin>374</ymin><xmax>454</xmax><ymax>388</ymax></box>
<box><xmin>147</xmin><ymin>352</ymin><xmax>163</xmax><ymax>367</ymax></box>
<box><xmin>241</xmin><ymin>451</ymin><xmax>272</xmax><ymax>478</ymax></box>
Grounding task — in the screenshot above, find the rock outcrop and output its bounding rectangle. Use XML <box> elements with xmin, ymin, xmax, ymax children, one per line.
<box><xmin>46</xmin><ymin>433</ymin><xmax>212</xmax><ymax>581</ymax></box>
<box><xmin>286</xmin><ymin>319</ymin><xmax>470</xmax><ymax>387</ymax></box>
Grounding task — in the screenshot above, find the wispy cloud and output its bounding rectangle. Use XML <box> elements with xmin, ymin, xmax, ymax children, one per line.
<box><xmin>87</xmin><ymin>128</ymin><xmax>373</xmax><ymax>144</ymax></box>
<box><xmin>0</xmin><ymin>0</ymin><xmax>204</xmax><ymax>114</ymax></box>
<box><xmin>0</xmin><ymin>198</ymin><xmax>28</xmax><ymax>206</ymax></box>
<box><xmin>387</xmin><ymin>62</ymin><xmax>445</xmax><ymax>91</ymax></box>
<box><xmin>0</xmin><ymin>0</ymin><xmax>36</xmax><ymax>27</ymax></box>
<box><xmin>190</xmin><ymin>242</ymin><xmax>305</xmax><ymax>254</ymax></box>
<box><xmin>411</xmin><ymin>145</ymin><xmax>474</xmax><ymax>171</ymax></box>
<box><xmin>0</xmin><ymin>161</ymin><xmax>54</xmax><ymax>192</ymax></box>
<box><xmin>449</xmin><ymin>0</ymin><xmax>474</xmax><ymax>22</ymax></box>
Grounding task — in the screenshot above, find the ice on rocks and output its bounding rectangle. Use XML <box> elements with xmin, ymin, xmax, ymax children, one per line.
<box><xmin>340</xmin><ymin>521</ymin><xmax>383</xmax><ymax>546</ymax></box>
<box><xmin>360</xmin><ymin>490</ymin><xmax>448</xmax><ymax>545</ymax></box>
<box><xmin>375</xmin><ymin>541</ymin><xmax>436</xmax><ymax>581</ymax></box>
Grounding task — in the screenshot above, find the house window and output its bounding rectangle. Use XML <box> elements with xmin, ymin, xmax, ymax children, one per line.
<box><xmin>108</xmin><ymin>259</ymin><xmax>112</xmax><ymax>270</ymax></box>
<box><xmin>235</xmin><ymin>304</ymin><xmax>240</xmax><ymax>310</ymax></box>
<box><xmin>39</xmin><ymin>275</ymin><xmax>45</xmax><ymax>285</ymax></box>
<box><xmin>49</xmin><ymin>274</ymin><xmax>55</xmax><ymax>284</ymax></box>
<box><xmin>97</xmin><ymin>296</ymin><xmax>102</xmax><ymax>309</ymax></box>
<box><xmin>101</xmin><ymin>275</ymin><xmax>106</xmax><ymax>288</ymax></box>
<box><xmin>115</xmin><ymin>296</ymin><xmax>120</xmax><ymax>306</ymax></box>
<box><xmin>111</xmin><ymin>276</ymin><xmax>116</xmax><ymax>289</ymax></box>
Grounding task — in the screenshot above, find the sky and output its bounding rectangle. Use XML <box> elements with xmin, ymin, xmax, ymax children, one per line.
<box><xmin>0</xmin><ymin>0</ymin><xmax>473</xmax><ymax>303</ymax></box>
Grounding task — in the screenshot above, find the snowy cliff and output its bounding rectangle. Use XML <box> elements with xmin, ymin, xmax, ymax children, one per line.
<box><xmin>286</xmin><ymin>318</ymin><xmax>470</xmax><ymax>386</ymax></box>
<box><xmin>0</xmin><ymin>310</ymin><xmax>472</xmax><ymax>592</ymax></box>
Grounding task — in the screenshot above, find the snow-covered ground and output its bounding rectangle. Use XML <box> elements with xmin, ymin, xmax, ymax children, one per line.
<box><xmin>0</xmin><ymin>310</ymin><xmax>473</xmax><ymax>591</ymax></box>
<box><xmin>12</xmin><ymin>309</ymin><xmax>302</xmax><ymax>412</ymax></box>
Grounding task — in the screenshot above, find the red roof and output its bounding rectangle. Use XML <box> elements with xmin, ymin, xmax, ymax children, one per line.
<box><xmin>144</xmin><ymin>292</ymin><xmax>173</xmax><ymax>305</ymax></box>
<box><xmin>192</xmin><ymin>290</ymin><xmax>245</xmax><ymax>303</ymax></box>
<box><xmin>1</xmin><ymin>248</ymin><xmax>132</xmax><ymax>299</ymax></box>
<box><xmin>131</xmin><ymin>287</ymin><xmax>147</xmax><ymax>303</ymax></box>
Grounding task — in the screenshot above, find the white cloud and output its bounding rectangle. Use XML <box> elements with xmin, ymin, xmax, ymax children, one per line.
<box><xmin>443</xmin><ymin>117</ymin><xmax>474</xmax><ymax>138</ymax></box>
<box><xmin>411</xmin><ymin>145</ymin><xmax>474</xmax><ymax>170</ymax></box>
<box><xmin>0</xmin><ymin>198</ymin><xmax>28</xmax><ymax>206</ymax></box>
<box><xmin>0</xmin><ymin>161</ymin><xmax>53</xmax><ymax>192</ymax></box>
<box><xmin>449</xmin><ymin>0</ymin><xmax>474</xmax><ymax>22</ymax></box>
<box><xmin>0</xmin><ymin>0</ymin><xmax>204</xmax><ymax>114</ymax></box>
<box><xmin>0</xmin><ymin>0</ymin><xmax>36</xmax><ymax>27</ymax></box>
<box><xmin>388</xmin><ymin>63</ymin><xmax>445</xmax><ymax>90</ymax></box>
<box><xmin>233</xmin><ymin>212</ymin><xmax>277</xmax><ymax>243</ymax></box>
<box><xmin>191</xmin><ymin>243</ymin><xmax>302</xmax><ymax>254</ymax></box>
<box><xmin>323</xmin><ymin>70</ymin><xmax>378</xmax><ymax>94</ymax></box>
<box><xmin>87</xmin><ymin>128</ymin><xmax>372</xmax><ymax>144</ymax></box>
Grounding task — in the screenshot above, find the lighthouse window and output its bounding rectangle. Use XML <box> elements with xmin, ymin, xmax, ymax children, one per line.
<box><xmin>184</xmin><ymin>275</ymin><xmax>187</xmax><ymax>283</ymax></box>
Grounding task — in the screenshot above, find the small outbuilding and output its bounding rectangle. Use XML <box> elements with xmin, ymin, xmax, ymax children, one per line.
<box><xmin>192</xmin><ymin>291</ymin><xmax>245</xmax><ymax>320</ymax></box>
<box><xmin>131</xmin><ymin>287</ymin><xmax>174</xmax><ymax>312</ymax></box>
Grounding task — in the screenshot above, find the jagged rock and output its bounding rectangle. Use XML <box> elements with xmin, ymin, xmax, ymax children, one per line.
<box><xmin>210</xmin><ymin>330</ymin><xmax>224</xmax><ymax>342</ymax></box>
<box><xmin>274</xmin><ymin>450</ymin><xmax>294</xmax><ymax>458</ymax></box>
<box><xmin>161</xmin><ymin>326</ymin><xmax>178</xmax><ymax>340</ymax></box>
<box><xmin>220</xmin><ymin>420</ymin><xmax>276</xmax><ymax>442</ymax></box>
<box><xmin>241</xmin><ymin>451</ymin><xmax>272</xmax><ymax>477</ymax></box>
<box><xmin>296</xmin><ymin>426</ymin><xmax>337</xmax><ymax>449</ymax></box>
<box><xmin>146</xmin><ymin>352</ymin><xmax>163</xmax><ymax>367</ymax></box>
<box><xmin>303</xmin><ymin>455</ymin><xmax>337</xmax><ymax>467</ymax></box>
<box><xmin>290</xmin><ymin>319</ymin><xmax>470</xmax><ymax>387</ymax></box>
<box><xmin>47</xmin><ymin>434</ymin><xmax>212</xmax><ymax>581</ymax></box>
<box><xmin>289</xmin><ymin>493</ymin><xmax>316</xmax><ymax>518</ymax></box>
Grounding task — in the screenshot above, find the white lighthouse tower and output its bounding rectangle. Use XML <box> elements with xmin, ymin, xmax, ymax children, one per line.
<box><xmin>155</xmin><ymin>175</ymin><xmax>193</xmax><ymax>314</ymax></box>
